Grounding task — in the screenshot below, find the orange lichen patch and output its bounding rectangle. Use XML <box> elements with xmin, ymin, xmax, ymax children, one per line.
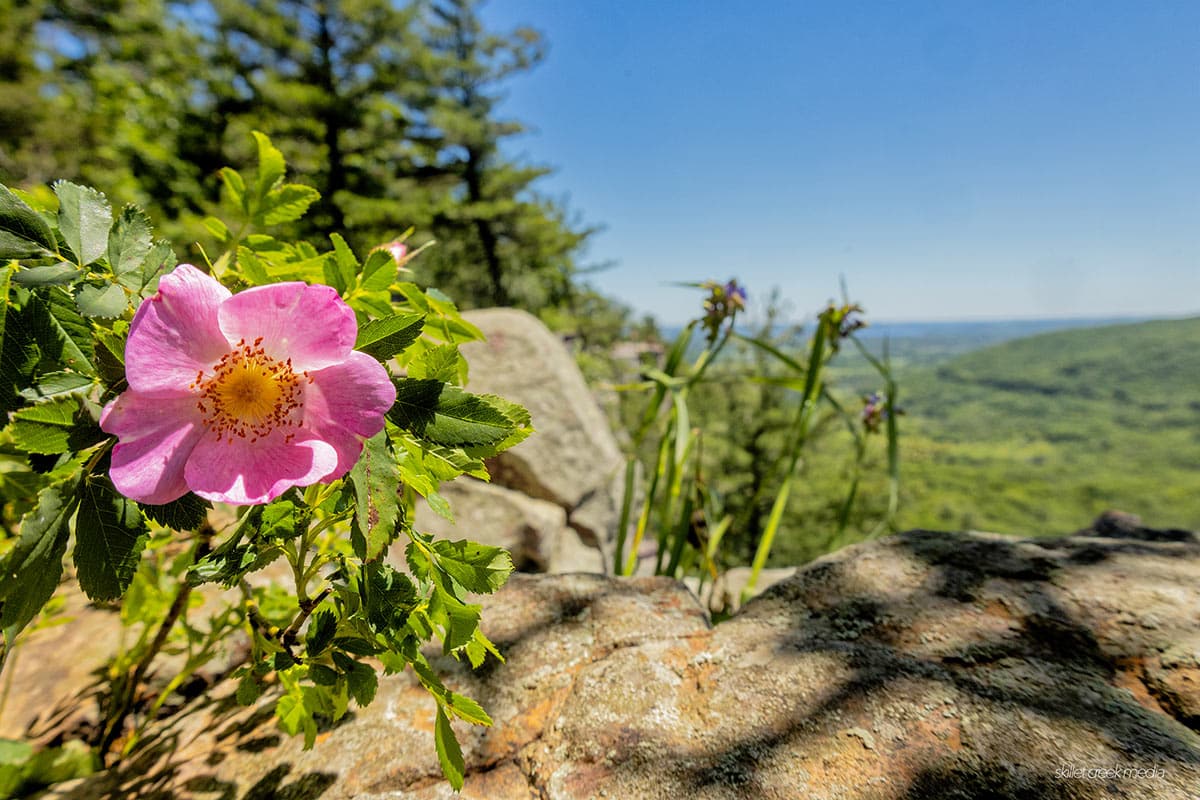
<box><xmin>477</xmin><ymin>684</ymin><xmax>574</xmax><ymax>763</ymax></box>
<box><xmin>1111</xmin><ymin>656</ymin><xmax>1171</xmax><ymax>716</ymax></box>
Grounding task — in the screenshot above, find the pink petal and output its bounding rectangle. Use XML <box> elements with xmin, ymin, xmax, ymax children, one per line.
<box><xmin>183</xmin><ymin>428</ymin><xmax>339</xmax><ymax>505</ymax></box>
<box><xmin>125</xmin><ymin>264</ymin><xmax>232</xmax><ymax>395</ymax></box>
<box><xmin>304</xmin><ymin>351</ymin><xmax>396</xmax><ymax>474</ymax></box>
<box><xmin>218</xmin><ymin>282</ymin><xmax>357</xmax><ymax>372</ymax></box>
<box><xmin>100</xmin><ymin>391</ymin><xmax>206</xmax><ymax>505</ymax></box>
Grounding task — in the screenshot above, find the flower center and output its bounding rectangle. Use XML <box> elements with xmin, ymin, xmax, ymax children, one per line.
<box><xmin>193</xmin><ymin>338</ymin><xmax>307</xmax><ymax>443</ymax></box>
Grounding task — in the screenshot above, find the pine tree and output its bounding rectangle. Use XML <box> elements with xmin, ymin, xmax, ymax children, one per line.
<box><xmin>409</xmin><ymin>0</ymin><xmax>593</xmax><ymax>309</ymax></box>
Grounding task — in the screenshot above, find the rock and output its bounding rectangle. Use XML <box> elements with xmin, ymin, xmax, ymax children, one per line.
<box><xmin>35</xmin><ymin>521</ymin><xmax>1200</xmax><ymax>799</ymax></box>
<box><xmin>684</xmin><ymin>566</ymin><xmax>797</xmax><ymax>614</ymax></box>
<box><xmin>407</xmin><ymin>479</ymin><xmax>604</xmax><ymax>574</ymax></box>
<box><xmin>459</xmin><ymin>308</ymin><xmax>625</xmax><ymax>548</ymax></box>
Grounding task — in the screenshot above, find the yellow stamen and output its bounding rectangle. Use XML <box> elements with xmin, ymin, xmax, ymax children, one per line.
<box><xmin>192</xmin><ymin>338</ymin><xmax>305</xmax><ymax>443</ymax></box>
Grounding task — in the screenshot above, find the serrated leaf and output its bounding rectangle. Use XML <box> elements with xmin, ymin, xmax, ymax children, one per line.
<box><xmin>259</xmin><ymin>499</ymin><xmax>301</xmax><ymax>540</ymax></box>
<box><xmin>275</xmin><ymin>692</ymin><xmax>309</xmax><ymax>737</ymax></box>
<box><xmin>251</xmin><ymin>131</ymin><xmax>286</xmax><ymax>203</ymax></box>
<box><xmin>118</xmin><ymin>240</ymin><xmax>175</xmax><ymax>294</ymax></box>
<box><xmin>24</xmin><ymin>288</ymin><xmax>94</xmax><ymax>376</ymax></box>
<box><xmin>258</xmin><ymin>184</ymin><xmax>320</xmax><ymax>226</ymax></box>
<box><xmin>329</xmin><ymin>233</ymin><xmax>357</xmax><ymax>294</ymax></box>
<box><xmin>0</xmin><ymin>184</ymin><xmax>56</xmax><ymax>259</ymax></box>
<box><xmin>407</xmin><ymin>344</ymin><xmax>462</xmax><ymax>383</ymax></box>
<box><xmin>202</xmin><ymin>216</ymin><xmax>230</xmax><ymax>243</ymax></box>
<box><xmin>388</xmin><ymin>380</ymin><xmax>514</xmax><ymax>446</ymax></box>
<box><xmin>462</xmin><ymin>394</ymin><xmax>533</xmax><ymax>458</ymax></box>
<box><xmin>140</xmin><ymin>493</ymin><xmax>210</xmax><ymax>530</ymax></box>
<box><xmin>331</xmin><ymin>652</ymin><xmax>377</xmax><ymax>707</ymax></box>
<box><xmin>446</xmin><ymin>691</ymin><xmax>492</xmax><ymax>726</ymax></box>
<box><xmin>11</xmin><ymin>263</ymin><xmax>82</xmax><ymax>287</ymax></box>
<box><xmin>425</xmin><ymin>491</ymin><xmax>453</xmax><ymax>522</ymax></box>
<box><xmin>95</xmin><ymin>321</ymin><xmax>128</xmax><ymax>366</ymax></box>
<box><xmin>74</xmin><ymin>478</ymin><xmax>149</xmax><ymax>601</ymax></box>
<box><xmin>0</xmin><ymin>476</ymin><xmax>79</xmax><ymax>637</ymax></box>
<box><xmin>331</xmin><ymin>636</ymin><xmax>381</xmax><ymax>656</ymax></box>
<box><xmin>236</xmin><ymin>672</ymin><xmax>263</xmax><ymax>705</ymax></box>
<box><xmin>107</xmin><ymin>206</ymin><xmax>153</xmax><ymax>277</ymax></box>
<box><xmin>432</xmin><ymin>539</ymin><xmax>513</xmax><ymax>595</ymax></box>
<box><xmin>362</xmin><ymin>562</ymin><xmax>416</xmax><ymax>633</ymax></box>
<box><xmin>76</xmin><ymin>283</ymin><xmax>127</xmax><ymax>318</ymax></box>
<box><xmin>17</xmin><ymin>371</ymin><xmax>93</xmax><ymax>402</ymax></box>
<box><xmin>429</xmin><ymin>585</ymin><xmax>481</xmax><ymax>652</ymax></box>
<box><xmin>434</xmin><ymin>706</ymin><xmax>465</xmax><ymax>791</ymax></box>
<box><xmin>308</xmin><ymin>663</ymin><xmax>338</xmax><ymax>686</ymax></box>
<box><xmin>219</xmin><ymin>167</ymin><xmax>246</xmax><ymax>213</ymax></box>
<box><xmin>349</xmin><ymin>431</ymin><xmax>400</xmax><ymax>561</ymax></box>
<box><xmin>9</xmin><ymin>397</ymin><xmax>95</xmax><ymax>454</ymax></box>
<box><xmin>359</xmin><ymin>250</ymin><xmax>395</xmax><ymax>292</ymax></box>
<box><xmin>355</xmin><ymin>313</ymin><xmax>425</xmax><ymax>360</ymax></box>
<box><xmin>54</xmin><ymin>181</ymin><xmax>112</xmax><ymax>266</ymax></box>
<box><xmin>306</xmin><ymin>609</ymin><xmax>337</xmax><ymax>655</ymax></box>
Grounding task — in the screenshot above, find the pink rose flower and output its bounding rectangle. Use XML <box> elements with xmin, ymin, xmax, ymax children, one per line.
<box><xmin>100</xmin><ymin>264</ymin><xmax>396</xmax><ymax>506</ymax></box>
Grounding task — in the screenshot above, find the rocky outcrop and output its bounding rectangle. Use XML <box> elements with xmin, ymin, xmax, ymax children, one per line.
<box><xmin>457</xmin><ymin>308</ymin><xmax>626</xmax><ymax>556</ymax></box>
<box><xmin>409</xmin><ymin>479</ymin><xmax>604</xmax><ymax>575</ymax></box>
<box><xmin>31</xmin><ymin>518</ymin><xmax>1200</xmax><ymax>799</ymax></box>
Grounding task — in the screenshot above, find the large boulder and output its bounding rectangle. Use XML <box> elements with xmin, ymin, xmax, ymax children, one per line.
<box><xmin>35</xmin><ymin>519</ymin><xmax>1200</xmax><ymax>799</ymax></box>
<box><xmin>408</xmin><ymin>479</ymin><xmax>604</xmax><ymax>574</ymax></box>
<box><xmin>459</xmin><ymin>308</ymin><xmax>625</xmax><ymax>551</ymax></box>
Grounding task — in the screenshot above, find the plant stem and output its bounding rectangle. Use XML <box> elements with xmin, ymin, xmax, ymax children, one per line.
<box><xmin>98</xmin><ymin>576</ymin><xmax>191</xmax><ymax>764</ymax></box>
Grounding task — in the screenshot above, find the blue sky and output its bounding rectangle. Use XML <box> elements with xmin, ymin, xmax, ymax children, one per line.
<box><xmin>480</xmin><ymin>0</ymin><xmax>1200</xmax><ymax>325</ymax></box>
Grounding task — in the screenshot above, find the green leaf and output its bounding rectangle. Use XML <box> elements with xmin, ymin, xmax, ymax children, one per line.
<box><xmin>53</xmin><ymin>181</ymin><xmax>112</xmax><ymax>266</ymax></box>
<box><xmin>429</xmin><ymin>585</ymin><xmax>481</xmax><ymax>652</ymax></box>
<box><xmin>17</xmin><ymin>371</ymin><xmax>93</xmax><ymax>402</ymax></box>
<box><xmin>359</xmin><ymin>250</ymin><xmax>396</xmax><ymax>292</ymax></box>
<box><xmin>305</xmin><ymin>609</ymin><xmax>337</xmax><ymax>656</ymax></box>
<box><xmin>349</xmin><ymin>431</ymin><xmax>401</xmax><ymax>561</ymax></box>
<box><xmin>11</xmin><ymin>263</ymin><xmax>82</xmax><ymax>287</ymax></box>
<box><xmin>76</xmin><ymin>283</ymin><xmax>127</xmax><ymax>318</ymax></box>
<box><xmin>9</xmin><ymin>397</ymin><xmax>96</xmax><ymax>454</ymax></box>
<box><xmin>328</xmin><ymin>233</ymin><xmax>358</xmax><ymax>294</ymax></box>
<box><xmin>0</xmin><ymin>476</ymin><xmax>80</xmax><ymax>636</ymax></box>
<box><xmin>251</xmin><ymin>131</ymin><xmax>286</xmax><ymax>203</ymax></box>
<box><xmin>218</xmin><ymin>167</ymin><xmax>246</xmax><ymax>213</ymax></box>
<box><xmin>355</xmin><ymin>313</ymin><xmax>425</xmax><ymax>360</ymax></box>
<box><xmin>202</xmin><ymin>216</ymin><xmax>230</xmax><ymax>243</ymax></box>
<box><xmin>432</xmin><ymin>539</ymin><xmax>513</xmax><ymax>595</ymax></box>
<box><xmin>388</xmin><ymin>380</ymin><xmax>514</xmax><ymax>447</ymax></box>
<box><xmin>25</xmin><ymin>288</ymin><xmax>94</xmax><ymax>375</ymax></box>
<box><xmin>74</xmin><ymin>478</ymin><xmax>149</xmax><ymax>601</ymax></box>
<box><xmin>258</xmin><ymin>184</ymin><xmax>320</xmax><ymax>226</ymax></box>
<box><xmin>331</xmin><ymin>636</ymin><xmax>381</xmax><ymax>656</ymax></box>
<box><xmin>107</xmin><ymin>206</ymin><xmax>153</xmax><ymax>278</ymax></box>
<box><xmin>446</xmin><ymin>691</ymin><xmax>492</xmax><ymax>726</ymax></box>
<box><xmin>140</xmin><ymin>494</ymin><xmax>210</xmax><ymax>531</ymax></box>
<box><xmin>275</xmin><ymin>692</ymin><xmax>309</xmax><ymax>737</ymax></box>
<box><xmin>434</xmin><ymin>706</ymin><xmax>465</xmax><ymax>791</ymax></box>
<box><xmin>331</xmin><ymin>652</ymin><xmax>378</xmax><ymax>707</ymax></box>
<box><xmin>118</xmin><ymin>240</ymin><xmax>175</xmax><ymax>294</ymax></box>
<box><xmin>362</xmin><ymin>562</ymin><xmax>416</xmax><ymax>633</ymax></box>
<box><xmin>95</xmin><ymin>321</ymin><xmax>128</xmax><ymax>366</ymax></box>
<box><xmin>0</xmin><ymin>184</ymin><xmax>56</xmax><ymax>259</ymax></box>
<box><xmin>407</xmin><ymin>345</ymin><xmax>462</xmax><ymax>383</ymax></box>
<box><xmin>307</xmin><ymin>663</ymin><xmax>338</xmax><ymax>686</ymax></box>
<box><xmin>236</xmin><ymin>672</ymin><xmax>264</xmax><ymax>706</ymax></box>
<box><xmin>462</xmin><ymin>394</ymin><xmax>533</xmax><ymax>458</ymax></box>
<box><xmin>259</xmin><ymin>499</ymin><xmax>302</xmax><ymax>540</ymax></box>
